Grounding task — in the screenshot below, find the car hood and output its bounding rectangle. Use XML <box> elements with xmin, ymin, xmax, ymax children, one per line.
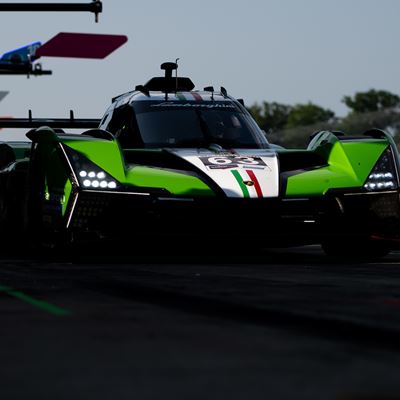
<box><xmin>167</xmin><ymin>148</ymin><xmax>279</xmax><ymax>198</ymax></box>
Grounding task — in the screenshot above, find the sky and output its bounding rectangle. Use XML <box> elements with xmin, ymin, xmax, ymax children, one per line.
<box><xmin>0</xmin><ymin>0</ymin><xmax>400</xmax><ymax>129</ymax></box>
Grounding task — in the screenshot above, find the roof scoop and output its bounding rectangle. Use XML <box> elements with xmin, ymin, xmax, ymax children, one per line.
<box><xmin>144</xmin><ymin>61</ymin><xmax>195</xmax><ymax>92</ymax></box>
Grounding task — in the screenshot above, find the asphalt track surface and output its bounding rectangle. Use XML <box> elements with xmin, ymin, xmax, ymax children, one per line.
<box><xmin>2</xmin><ymin>245</ymin><xmax>400</xmax><ymax>400</ymax></box>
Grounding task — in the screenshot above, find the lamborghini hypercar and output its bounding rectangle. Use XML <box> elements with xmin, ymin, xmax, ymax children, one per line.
<box><xmin>0</xmin><ymin>62</ymin><xmax>399</xmax><ymax>257</ymax></box>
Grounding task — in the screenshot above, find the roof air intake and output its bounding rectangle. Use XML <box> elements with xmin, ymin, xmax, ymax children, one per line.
<box><xmin>143</xmin><ymin>61</ymin><xmax>195</xmax><ymax>93</ymax></box>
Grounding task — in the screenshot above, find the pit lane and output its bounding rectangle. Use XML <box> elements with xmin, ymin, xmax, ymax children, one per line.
<box><xmin>1</xmin><ymin>245</ymin><xmax>400</xmax><ymax>399</ymax></box>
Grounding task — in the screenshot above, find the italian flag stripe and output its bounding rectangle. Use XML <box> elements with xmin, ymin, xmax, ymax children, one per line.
<box><xmin>192</xmin><ymin>92</ymin><xmax>203</xmax><ymax>101</ymax></box>
<box><xmin>231</xmin><ymin>170</ymin><xmax>250</xmax><ymax>198</ymax></box>
<box><xmin>246</xmin><ymin>170</ymin><xmax>263</xmax><ymax>198</ymax></box>
<box><xmin>176</xmin><ymin>92</ymin><xmax>186</xmax><ymax>101</ymax></box>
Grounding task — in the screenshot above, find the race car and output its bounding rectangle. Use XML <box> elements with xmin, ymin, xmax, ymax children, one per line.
<box><xmin>0</xmin><ymin>62</ymin><xmax>399</xmax><ymax>258</ymax></box>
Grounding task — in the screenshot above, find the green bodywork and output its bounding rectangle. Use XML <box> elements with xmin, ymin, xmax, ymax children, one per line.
<box><xmin>38</xmin><ymin>129</ymin><xmax>217</xmax><ymax>218</ymax></box>
<box><xmin>8</xmin><ymin>128</ymin><xmax>391</xmax><ymax>220</ymax></box>
<box><xmin>64</xmin><ymin>138</ymin><xmax>214</xmax><ymax>197</ymax></box>
<box><xmin>62</xmin><ymin>130</ymin><xmax>390</xmax><ymax>202</ymax></box>
<box><xmin>125</xmin><ymin>166</ymin><xmax>214</xmax><ymax>197</ymax></box>
<box><xmin>283</xmin><ymin>132</ymin><xmax>388</xmax><ymax>197</ymax></box>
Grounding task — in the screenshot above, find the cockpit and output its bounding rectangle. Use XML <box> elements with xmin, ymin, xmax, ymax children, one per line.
<box><xmin>102</xmin><ymin>99</ymin><xmax>269</xmax><ymax>150</ymax></box>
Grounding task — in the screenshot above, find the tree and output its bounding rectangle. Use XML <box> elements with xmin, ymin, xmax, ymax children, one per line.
<box><xmin>247</xmin><ymin>103</ymin><xmax>264</xmax><ymax>127</ymax></box>
<box><xmin>342</xmin><ymin>89</ymin><xmax>400</xmax><ymax>114</ymax></box>
<box><xmin>247</xmin><ymin>101</ymin><xmax>292</xmax><ymax>132</ymax></box>
<box><xmin>286</xmin><ymin>102</ymin><xmax>335</xmax><ymax>129</ymax></box>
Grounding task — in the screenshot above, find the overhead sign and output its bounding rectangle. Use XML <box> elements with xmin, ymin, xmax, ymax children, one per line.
<box><xmin>36</xmin><ymin>32</ymin><xmax>128</xmax><ymax>59</ymax></box>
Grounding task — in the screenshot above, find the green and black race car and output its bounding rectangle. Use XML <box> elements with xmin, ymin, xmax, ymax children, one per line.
<box><xmin>0</xmin><ymin>62</ymin><xmax>399</xmax><ymax>257</ymax></box>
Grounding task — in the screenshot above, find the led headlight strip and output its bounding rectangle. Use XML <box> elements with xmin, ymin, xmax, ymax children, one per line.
<box><xmin>60</xmin><ymin>144</ymin><xmax>120</xmax><ymax>190</ymax></box>
<box><xmin>364</xmin><ymin>147</ymin><xmax>398</xmax><ymax>191</ymax></box>
<box><xmin>79</xmin><ymin>170</ymin><xmax>117</xmax><ymax>189</ymax></box>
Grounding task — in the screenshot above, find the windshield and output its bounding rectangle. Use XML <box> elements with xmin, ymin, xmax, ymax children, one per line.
<box><xmin>117</xmin><ymin>100</ymin><xmax>269</xmax><ymax>149</ymax></box>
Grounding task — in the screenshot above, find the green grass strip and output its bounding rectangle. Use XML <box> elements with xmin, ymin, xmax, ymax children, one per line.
<box><xmin>0</xmin><ymin>285</ymin><xmax>71</xmax><ymax>316</ymax></box>
<box><xmin>231</xmin><ymin>170</ymin><xmax>250</xmax><ymax>198</ymax></box>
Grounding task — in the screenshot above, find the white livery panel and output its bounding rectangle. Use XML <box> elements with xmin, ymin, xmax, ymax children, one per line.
<box><xmin>170</xmin><ymin>149</ymin><xmax>279</xmax><ymax>198</ymax></box>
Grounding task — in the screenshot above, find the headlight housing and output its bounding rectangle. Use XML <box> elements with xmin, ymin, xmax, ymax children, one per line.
<box><xmin>79</xmin><ymin>169</ymin><xmax>118</xmax><ymax>189</ymax></box>
<box><xmin>364</xmin><ymin>147</ymin><xmax>398</xmax><ymax>191</ymax></box>
<box><xmin>60</xmin><ymin>144</ymin><xmax>121</xmax><ymax>190</ymax></box>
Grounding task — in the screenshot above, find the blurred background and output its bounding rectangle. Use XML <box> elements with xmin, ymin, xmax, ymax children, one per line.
<box><xmin>0</xmin><ymin>0</ymin><xmax>400</xmax><ymax>145</ymax></box>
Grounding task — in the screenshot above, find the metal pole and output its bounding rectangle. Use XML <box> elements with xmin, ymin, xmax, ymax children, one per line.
<box><xmin>0</xmin><ymin>1</ymin><xmax>102</xmax><ymax>21</ymax></box>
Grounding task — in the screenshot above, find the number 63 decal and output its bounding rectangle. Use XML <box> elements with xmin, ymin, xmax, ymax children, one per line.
<box><xmin>200</xmin><ymin>156</ymin><xmax>267</xmax><ymax>169</ymax></box>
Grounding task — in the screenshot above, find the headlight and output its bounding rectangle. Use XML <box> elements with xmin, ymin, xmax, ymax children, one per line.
<box><xmin>79</xmin><ymin>169</ymin><xmax>118</xmax><ymax>189</ymax></box>
<box><xmin>60</xmin><ymin>144</ymin><xmax>121</xmax><ymax>190</ymax></box>
<box><xmin>364</xmin><ymin>147</ymin><xmax>398</xmax><ymax>191</ymax></box>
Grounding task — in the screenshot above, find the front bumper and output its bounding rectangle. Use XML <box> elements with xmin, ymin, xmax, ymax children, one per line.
<box><xmin>59</xmin><ymin>188</ymin><xmax>400</xmax><ymax>245</ymax></box>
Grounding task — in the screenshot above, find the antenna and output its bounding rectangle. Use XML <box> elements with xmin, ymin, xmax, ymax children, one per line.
<box><xmin>175</xmin><ymin>58</ymin><xmax>180</xmax><ymax>92</ymax></box>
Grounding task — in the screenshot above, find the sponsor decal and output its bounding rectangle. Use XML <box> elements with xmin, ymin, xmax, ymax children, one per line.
<box><xmin>243</xmin><ymin>180</ymin><xmax>254</xmax><ymax>187</ymax></box>
<box><xmin>151</xmin><ymin>102</ymin><xmax>235</xmax><ymax>109</ymax></box>
<box><xmin>208</xmin><ymin>164</ymin><xmax>236</xmax><ymax>170</ymax></box>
